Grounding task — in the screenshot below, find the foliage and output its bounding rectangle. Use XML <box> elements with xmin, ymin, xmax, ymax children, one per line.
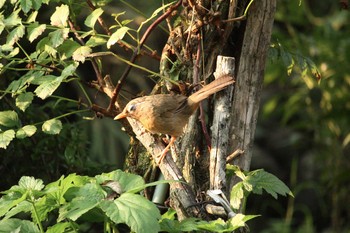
<box><xmin>0</xmin><ymin>169</ymin><xmax>284</xmax><ymax>233</ymax></box>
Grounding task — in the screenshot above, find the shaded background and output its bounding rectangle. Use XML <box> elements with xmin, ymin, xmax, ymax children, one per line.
<box><xmin>1</xmin><ymin>0</ymin><xmax>349</xmax><ymax>232</ymax></box>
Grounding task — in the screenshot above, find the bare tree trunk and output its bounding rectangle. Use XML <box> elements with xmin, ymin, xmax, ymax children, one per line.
<box><xmin>228</xmin><ymin>0</ymin><xmax>277</xmax><ymax>195</ymax></box>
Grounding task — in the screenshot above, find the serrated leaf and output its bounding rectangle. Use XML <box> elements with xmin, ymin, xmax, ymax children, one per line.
<box><xmin>246</xmin><ymin>169</ymin><xmax>293</xmax><ymax>199</ymax></box>
<box><xmin>61</xmin><ymin>63</ymin><xmax>77</xmax><ymax>78</ymax></box>
<box><xmin>107</xmin><ymin>26</ymin><xmax>129</xmax><ymax>48</ymax></box>
<box><xmin>0</xmin><ymin>111</ymin><xmax>19</xmax><ymax>127</ymax></box>
<box><xmin>20</xmin><ymin>0</ymin><xmax>32</xmax><ymax>13</ymax></box>
<box><xmin>46</xmin><ymin>222</ymin><xmax>73</xmax><ymax>233</ymax></box>
<box><xmin>16</xmin><ymin>125</ymin><xmax>37</xmax><ymax>139</ymax></box>
<box><xmin>85</xmin><ymin>8</ymin><xmax>103</xmax><ymax>28</ymax></box>
<box><xmin>0</xmin><ymin>129</ymin><xmax>15</xmax><ymax>149</ymax></box>
<box><xmin>95</xmin><ymin>170</ymin><xmax>145</xmax><ymax>193</ymax></box>
<box><xmin>26</xmin><ymin>10</ymin><xmax>38</xmax><ymax>23</ymax></box>
<box><xmin>86</xmin><ymin>36</ymin><xmax>107</xmax><ymax>47</ymax></box>
<box><xmin>34</xmin><ymin>75</ymin><xmax>62</xmax><ymax>99</ymax></box>
<box><xmin>72</xmin><ymin>46</ymin><xmax>91</xmax><ymax>63</ymax></box>
<box><xmin>49</xmin><ymin>28</ymin><xmax>69</xmax><ymax>48</ymax></box>
<box><xmin>18</xmin><ymin>176</ymin><xmax>44</xmax><ymax>191</ymax></box>
<box><xmin>27</xmin><ymin>23</ymin><xmax>46</xmax><ymax>42</ymax></box>
<box><xmin>42</xmin><ymin>119</ymin><xmax>62</xmax><ymax>134</ymax></box>
<box><xmin>3</xmin><ymin>200</ymin><xmax>32</xmax><ymax>220</ymax></box>
<box><xmin>57</xmin><ymin>39</ymin><xmax>81</xmax><ymax>60</ymax></box>
<box><xmin>58</xmin><ymin>183</ymin><xmax>105</xmax><ymax>221</ymax></box>
<box><xmin>16</xmin><ymin>92</ymin><xmax>34</xmax><ymax>111</ymax></box>
<box><xmin>230</xmin><ymin>182</ymin><xmax>245</xmax><ymax>209</ymax></box>
<box><xmin>6</xmin><ymin>24</ymin><xmax>25</xmax><ymax>46</ymax></box>
<box><xmin>4</xmin><ymin>9</ymin><xmax>21</xmax><ymax>27</ymax></box>
<box><xmin>101</xmin><ymin>193</ymin><xmax>161</xmax><ymax>233</ymax></box>
<box><xmin>50</xmin><ymin>4</ymin><xmax>69</xmax><ymax>27</ymax></box>
<box><xmin>0</xmin><ymin>219</ymin><xmax>40</xmax><ymax>233</ymax></box>
<box><xmin>228</xmin><ymin>214</ymin><xmax>258</xmax><ymax>231</ymax></box>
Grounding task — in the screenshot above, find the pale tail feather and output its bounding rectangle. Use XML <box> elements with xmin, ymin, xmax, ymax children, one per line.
<box><xmin>188</xmin><ymin>75</ymin><xmax>235</xmax><ymax>103</ymax></box>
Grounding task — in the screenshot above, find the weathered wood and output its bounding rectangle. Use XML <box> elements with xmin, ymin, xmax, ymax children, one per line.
<box><xmin>228</xmin><ymin>0</ymin><xmax>277</xmax><ymax>195</ymax></box>
<box><xmin>210</xmin><ymin>56</ymin><xmax>235</xmax><ymax>191</ymax></box>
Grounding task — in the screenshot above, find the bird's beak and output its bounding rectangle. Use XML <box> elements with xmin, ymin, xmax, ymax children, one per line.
<box><xmin>114</xmin><ymin>112</ymin><xmax>128</xmax><ymax>120</ymax></box>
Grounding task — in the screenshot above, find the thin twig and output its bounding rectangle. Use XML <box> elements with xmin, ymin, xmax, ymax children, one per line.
<box><xmin>107</xmin><ymin>0</ymin><xmax>183</xmax><ymax>112</ymax></box>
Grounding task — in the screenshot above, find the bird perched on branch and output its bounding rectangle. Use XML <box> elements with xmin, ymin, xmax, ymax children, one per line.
<box><xmin>114</xmin><ymin>75</ymin><xmax>235</xmax><ymax>164</ymax></box>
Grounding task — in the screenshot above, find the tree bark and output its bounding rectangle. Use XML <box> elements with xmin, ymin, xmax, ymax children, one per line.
<box><xmin>228</xmin><ymin>0</ymin><xmax>277</xmax><ymax>195</ymax></box>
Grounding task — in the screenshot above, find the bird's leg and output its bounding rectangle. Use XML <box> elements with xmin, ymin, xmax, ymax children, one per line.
<box><xmin>157</xmin><ymin>136</ymin><xmax>177</xmax><ymax>164</ymax></box>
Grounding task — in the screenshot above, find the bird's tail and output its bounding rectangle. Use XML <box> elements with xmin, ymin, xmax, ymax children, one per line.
<box><xmin>188</xmin><ymin>75</ymin><xmax>235</xmax><ymax>103</ymax></box>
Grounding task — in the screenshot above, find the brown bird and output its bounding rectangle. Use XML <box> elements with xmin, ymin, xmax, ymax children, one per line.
<box><xmin>114</xmin><ymin>75</ymin><xmax>234</xmax><ymax>163</ymax></box>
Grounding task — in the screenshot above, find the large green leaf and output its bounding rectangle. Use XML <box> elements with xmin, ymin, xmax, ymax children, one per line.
<box><xmin>27</xmin><ymin>23</ymin><xmax>46</xmax><ymax>42</ymax></box>
<box><xmin>0</xmin><ymin>218</ymin><xmax>40</xmax><ymax>233</ymax></box>
<box><xmin>58</xmin><ymin>183</ymin><xmax>105</xmax><ymax>222</ymax></box>
<box><xmin>107</xmin><ymin>26</ymin><xmax>129</xmax><ymax>48</ymax></box>
<box><xmin>0</xmin><ymin>129</ymin><xmax>15</xmax><ymax>149</ymax></box>
<box><xmin>6</xmin><ymin>24</ymin><xmax>25</xmax><ymax>46</ymax></box>
<box><xmin>95</xmin><ymin>170</ymin><xmax>145</xmax><ymax>193</ymax></box>
<box><xmin>100</xmin><ymin>193</ymin><xmax>161</xmax><ymax>233</ymax></box>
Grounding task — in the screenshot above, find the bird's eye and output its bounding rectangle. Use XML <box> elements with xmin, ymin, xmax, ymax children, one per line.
<box><xmin>127</xmin><ymin>104</ymin><xmax>136</xmax><ymax>113</ymax></box>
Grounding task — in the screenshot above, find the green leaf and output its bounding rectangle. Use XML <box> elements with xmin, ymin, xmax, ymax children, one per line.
<box><xmin>72</xmin><ymin>46</ymin><xmax>92</xmax><ymax>63</ymax></box>
<box><xmin>16</xmin><ymin>92</ymin><xmax>34</xmax><ymax>111</ymax></box>
<box><xmin>42</xmin><ymin>119</ymin><xmax>62</xmax><ymax>135</ymax></box>
<box><xmin>95</xmin><ymin>170</ymin><xmax>145</xmax><ymax>193</ymax></box>
<box><xmin>34</xmin><ymin>75</ymin><xmax>63</xmax><ymax>99</ymax></box>
<box><xmin>46</xmin><ymin>222</ymin><xmax>74</xmax><ymax>233</ymax></box>
<box><xmin>18</xmin><ymin>176</ymin><xmax>45</xmax><ymax>191</ymax></box>
<box><xmin>3</xmin><ymin>200</ymin><xmax>32</xmax><ymax>220</ymax></box>
<box><xmin>26</xmin><ymin>10</ymin><xmax>38</xmax><ymax>23</ymax></box>
<box><xmin>57</xmin><ymin>39</ymin><xmax>81</xmax><ymax>60</ymax></box>
<box><xmin>4</xmin><ymin>9</ymin><xmax>21</xmax><ymax>27</ymax></box>
<box><xmin>246</xmin><ymin>169</ymin><xmax>293</xmax><ymax>199</ymax></box>
<box><xmin>228</xmin><ymin>214</ymin><xmax>258</xmax><ymax>231</ymax></box>
<box><xmin>0</xmin><ymin>191</ymin><xmax>26</xmax><ymax>217</ymax></box>
<box><xmin>0</xmin><ymin>111</ymin><xmax>19</xmax><ymax>127</ymax></box>
<box><xmin>61</xmin><ymin>63</ymin><xmax>77</xmax><ymax>78</ymax></box>
<box><xmin>86</xmin><ymin>36</ymin><xmax>107</xmax><ymax>47</ymax></box>
<box><xmin>0</xmin><ymin>219</ymin><xmax>40</xmax><ymax>233</ymax></box>
<box><xmin>16</xmin><ymin>125</ymin><xmax>37</xmax><ymax>139</ymax></box>
<box><xmin>27</xmin><ymin>23</ymin><xmax>46</xmax><ymax>42</ymax></box>
<box><xmin>58</xmin><ymin>183</ymin><xmax>105</xmax><ymax>221</ymax></box>
<box><xmin>49</xmin><ymin>28</ymin><xmax>69</xmax><ymax>48</ymax></box>
<box><xmin>100</xmin><ymin>193</ymin><xmax>161</xmax><ymax>233</ymax></box>
<box><xmin>0</xmin><ymin>129</ymin><xmax>15</xmax><ymax>149</ymax></box>
<box><xmin>85</xmin><ymin>8</ymin><xmax>104</xmax><ymax>28</ymax></box>
<box><xmin>20</xmin><ymin>0</ymin><xmax>32</xmax><ymax>13</ymax></box>
<box><xmin>230</xmin><ymin>182</ymin><xmax>245</xmax><ymax>210</ymax></box>
<box><xmin>6</xmin><ymin>24</ymin><xmax>25</xmax><ymax>46</ymax></box>
<box><xmin>32</xmin><ymin>0</ymin><xmax>42</xmax><ymax>10</ymax></box>
<box><xmin>50</xmin><ymin>4</ymin><xmax>69</xmax><ymax>27</ymax></box>
<box><xmin>107</xmin><ymin>26</ymin><xmax>129</xmax><ymax>48</ymax></box>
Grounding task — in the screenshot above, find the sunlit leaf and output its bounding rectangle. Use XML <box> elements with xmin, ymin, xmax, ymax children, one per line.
<box><xmin>49</xmin><ymin>28</ymin><xmax>69</xmax><ymax>48</ymax></box>
<box><xmin>27</xmin><ymin>23</ymin><xmax>46</xmax><ymax>42</ymax></box>
<box><xmin>16</xmin><ymin>92</ymin><xmax>34</xmax><ymax>111</ymax></box>
<box><xmin>6</xmin><ymin>25</ymin><xmax>25</xmax><ymax>46</ymax></box>
<box><xmin>0</xmin><ymin>111</ymin><xmax>19</xmax><ymax>127</ymax></box>
<box><xmin>72</xmin><ymin>46</ymin><xmax>92</xmax><ymax>63</ymax></box>
<box><xmin>34</xmin><ymin>76</ymin><xmax>63</xmax><ymax>99</ymax></box>
<box><xmin>50</xmin><ymin>4</ymin><xmax>69</xmax><ymax>27</ymax></box>
<box><xmin>42</xmin><ymin>119</ymin><xmax>62</xmax><ymax>135</ymax></box>
<box><xmin>57</xmin><ymin>39</ymin><xmax>81</xmax><ymax>60</ymax></box>
<box><xmin>85</xmin><ymin>8</ymin><xmax>104</xmax><ymax>28</ymax></box>
<box><xmin>4</xmin><ymin>9</ymin><xmax>21</xmax><ymax>27</ymax></box>
<box><xmin>0</xmin><ymin>130</ymin><xmax>15</xmax><ymax>149</ymax></box>
<box><xmin>86</xmin><ymin>36</ymin><xmax>107</xmax><ymax>47</ymax></box>
<box><xmin>107</xmin><ymin>26</ymin><xmax>129</xmax><ymax>48</ymax></box>
<box><xmin>100</xmin><ymin>193</ymin><xmax>161</xmax><ymax>233</ymax></box>
<box><xmin>16</xmin><ymin>125</ymin><xmax>37</xmax><ymax>139</ymax></box>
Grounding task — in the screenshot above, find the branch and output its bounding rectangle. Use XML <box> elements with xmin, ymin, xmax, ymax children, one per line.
<box><xmin>107</xmin><ymin>0</ymin><xmax>183</xmax><ymax>112</ymax></box>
